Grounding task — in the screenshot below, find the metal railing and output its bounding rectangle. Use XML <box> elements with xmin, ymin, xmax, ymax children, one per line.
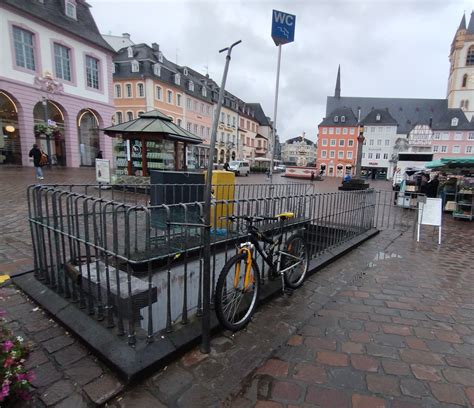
<box><xmin>28</xmin><ymin>183</ymin><xmax>379</xmax><ymax>346</ymax></box>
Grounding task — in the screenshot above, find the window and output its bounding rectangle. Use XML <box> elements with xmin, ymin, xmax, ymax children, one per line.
<box><xmin>378</xmin><ymin>127</ymin><xmax>383</xmax><ymax>133</ymax></box>
<box><xmin>183</xmin><ymin>67</ymin><xmax>188</xmax><ymax>76</ymax></box>
<box><xmin>54</xmin><ymin>43</ymin><xmax>71</xmax><ymax>81</ymax></box>
<box><xmin>194</xmin><ymin>124</ymin><xmax>198</xmax><ymax>134</ymax></box>
<box><xmin>348</xmin><ymin>140</ymin><xmax>354</xmax><ymax>147</ymax></box>
<box><xmin>206</xmin><ymin>106</ymin><xmax>210</xmax><ymax>115</ymax></box>
<box><xmin>347</xmin><ymin>151</ymin><xmax>353</xmax><ymax>159</ymax></box>
<box><xmin>455</xmin><ymin>132</ymin><xmax>463</xmax><ymax>141</ymax></box>
<box><xmin>251</xmin><ymin>122</ymin><xmax>255</xmax><ymax>131</ymax></box>
<box><xmin>227</xmin><ymin>114</ymin><xmax>230</xmax><ymax>125</ymax></box>
<box><xmin>167</xmin><ymin>90</ymin><xmax>173</xmax><ymax>104</ymax></box>
<box><xmin>127</xmin><ymin>46</ymin><xmax>133</xmax><ymax>58</ymax></box>
<box><xmin>341</xmin><ymin>116</ymin><xmax>346</xmax><ymax>122</ymax></box>
<box><xmin>207</xmin><ymin>127</ymin><xmax>210</xmax><ymax>137</ymax></box>
<box><xmin>377</xmin><ymin>139</ymin><xmax>382</xmax><ymax>146</ymax></box>
<box><xmin>321</xmin><ymin>139</ymin><xmax>328</xmax><ymax>146</ymax></box>
<box><xmin>369</xmin><ymin>139</ymin><xmax>374</xmax><ymax>146</ymax></box>
<box><xmin>338</xmin><ymin>151</ymin><xmax>344</xmax><ymax>158</ymax></box>
<box><xmin>65</xmin><ymin>0</ymin><xmax>76</xmax><ymax>19</ymax></box>
<box><xmin>334</xmin><ymin>115</ymin><xmax>339</xmax><ymax>122</ymax></box>
<box><xmin>339</xmin><ymin>139</ymin><xmax>345</xmax><ymax>147</ymax></box>
<box><xmin>462</xmin><ymin>74</ymin><xmax>468</xmax><ymax>87</ymax></box>
<box><xmin>362</xmin><ymin>153</ymin><xmax>366</xmax><ymax>158</ymax></box>
<box><xmin>383</xmin><ymin>153</ymin><xmax>388</xmax><ymax>159</ymax></box>
<box><xmin>451</xmin><ymin>117</ymin><xmax>459</xmax><ymax>126</ymax></box>
<box><xmin>330</xmin><ymin>139</ymin><xmax>336</xmax><ymax>146</ymax></box>
<box><xmin>126</xmin><ymin>111</ymin><xmax>133</xmax><ymax>121</ymax></box>
<box><xmin>125</xmin><ymin>83</ymin><xmax>132</xmax><ymax>97</ymax></box>
<box><xmin>336</xmin><ymin>128</ymin><xmax>341</xmax><ymax>134</ymax></box>
<box><xmin>202</xmin><ymin>87</ymin><xmax>207</xmax><ymax>97</ymax></box>
<box><xmin>186</xmin><ymin>98</ymin><xmax>192</xmax><ymax>109</ymax></box>
<box><xmin>368</xmin><ymin>153</ymin><xmax>373</xmax><ymax>159</ymax></box>
<box><xmin>441</xmin><ymin>145</ymin><xmax>448</xmax><ymax>153</ymax></box>
<box><xmin>322</xmin><ymin>128</ymin><xmax>327</xmax><ymax>134</ymax></box>
<box><xmin>138</xmin><ymin>111</ymin><xmax>144</xmax><ymax>117</ymax></box>
<box><xmin>376</xmin><ymin>113</ymin><xmax>381</xmax><ymax>121</ymax></box>
<box><xmin>321</xmin><ymin>150</ymin><xmax>327</xmax><ymax>158</ymax></box>
<box><xmin>174</xmin><ymin>73</ymin><xmax>180</xmax><ymax>85</ymax></box>
<box><xmin>85</xmin><ymin>55</ymin><xmax>99</xmax><ymax>89</ymax></box>
<box><xmin>442</xmin><ymin>132</ymin><xmax>450</xmax><ymax>140</ymax></box>
<box><xmin>13</xmin><ymin>26</ymin><xmax>36</xmax><ymax>70</ymax></box>
<box><xmin>158</xmin><ymin>52</ymin><xmax>163</xmax><ymax>62</ymax></box>
<box><xmin>137</xmin><ymin>83</ymin><xmax>144</xmax><ymax>97</ymax></box>
<box><xmin>176</xmin><ymin>94</ymin><xmax>182</xmax><ymax>106</ymax></box>
<box><xmin>330</xmin><ymin>151</ymin><xmax>335</xmax><ymax>158</ymax></box>
<box><xmin>385</xmin><ymin>139</ymin><xmax>390</xmax><ymax>146</ymax></box>
<box><xmin>469</xmin><ymin>132</ymin><xmax>474</xmax><ymax>140</ymax></box>
<box><xmin>153</xmin><ymin>64</ymin><xmax>161</xmax><ymax>76</ymax></box>
<box><xmin>350</xmin><ymin>128</ymin><xmax>355</xmax><ymax>134</ymax></box>
<box><xmin>114</xmin><ymin>84</ymin><xmax>121</xmax><ymax>98</ymax></box>
<box><xmin>115</xmin><ymin>111</ymin><xmax>122</xmax><ymax>124</ymax></box>
<box><xmin>433</xmin><ymin>145</ymin><xmax>439</xmax><ymax>152</ymax></box>
<box><xmin>188</xmin><ymin>81</ymin><xmax>194</xmax><ymax>91</ymax></box>
<box><xmin>375</xmin><ymin>153</ymin><xmax>380</xmax><ymax>159</ymax></box>
<box><xmin>220</xmin><ymin>112</ymin><xmax>225</xmax><ymax>123</ymax></box>
<box><xmin>343</xmin><ymin>128</ymin><xmax>348</xmax><ymax>135</ymax></box>
<box><xmin>466</xmin><ymin>146</ymin><xmax>473</xmax><ymax>153</ymax></box>
<box><xmin>194</xmin><ymin>101</ymin><xmax>198</xmax><ymax>111</ymax></box>
<box><xmin>466</xmin><ymin>46</ymin><xmax>474</xmax><ymax>65</ymax></box>
<box><xmin>177</xmin><ymin>118</ymin><xmax>182</xmax><ymax>127</ymax></box>
<box><xmin>453</xmin><ymin>145</ymin><xmax>461</xmax><ymax>153</ymax></box>
<box><xmin>155</xmin><ymin>86</ymin><xmax>162</xmax><ymax>100</ymax></box>
<box><xmin>433</xmin><ymin>132</ymin><xmax>440</xmax><ymax>140</ymax></box>
<box><xmin>329</xmin><ymin>128</ymin><xmax>334</xmax><ymax>134</ymax></box>
<box><xmin>131</xmin><ymin>60</ymin><xmax>139</xmax><ymax>72</ymax></box>
<box><xmin>186</xmin><ymin>122</ymin><xmax>192</xmax><ymax>131</ymax></box>
<box><xmin>200</xmin><ymin>126</ymin><xmax>205</xmax><ymax>136</ymax></box>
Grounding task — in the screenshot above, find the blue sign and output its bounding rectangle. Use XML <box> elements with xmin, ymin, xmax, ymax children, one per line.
<box><xmin>271</xmin><ymin>9</ymin><xmax>296</xmax><ymax>46</ymax></box>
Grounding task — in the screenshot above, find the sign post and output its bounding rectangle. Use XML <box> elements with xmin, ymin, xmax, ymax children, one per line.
<box><xmin>269</xmin><ymin>9</ymin><xmax>296</xmax><ymax>183</ymax></box>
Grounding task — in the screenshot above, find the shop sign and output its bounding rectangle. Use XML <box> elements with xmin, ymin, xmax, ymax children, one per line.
<box><xmin>368</xmin><ymin>162</ymin><xmax>379</xmax><ymax>165</ymax></box>
<box><xmin>96</xmin><ymin>159</ymin><xmax>111</xmax><ymax>183</ymax></box>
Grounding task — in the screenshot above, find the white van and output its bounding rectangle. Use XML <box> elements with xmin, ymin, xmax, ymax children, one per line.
<box><xmin>228</xmin><ymin>160</ymin><xmax>250</xmax><ymax>176</ymax></box>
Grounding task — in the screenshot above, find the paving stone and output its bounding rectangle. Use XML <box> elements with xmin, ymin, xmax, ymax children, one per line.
<box><xmin>410</xmin><ymin>364</ymin><xmax>442</xmax><ymax>382</ymax></box>
<box><xmin>405</xmin><ymin>337</ymin><xmax>429</xmax><ymax>351</ymax></box>
<box><xmin>367</xmin><ymin>344</ymin><xmax>399</xmax><ymax>359</ymax></box>
<box><xmin>305</xmin><ymin>337</ymin><xmax>337</xmax><ymax>350</ymax></box>
<box><xmin>400</xmin><ymin>349</ymin><xmax>444</xmax><ymax>365</ymax></box>
<box><xmin>33</xmin><ymin>326</ymin><xmax>65</xmax><ymax>343</ymax></box>
<box><xmin>42</xmin><ymin>335</ymin><xmax>75</xmax><ymax>354</ymax></box>
<box><xmin>271</xmin><ymin>380</ymin><xmax>302</xmax><ymax>402</ymax></box>
<box><xmin>341</xmin><ymin>341</ymin><xmax>365</xmax><ymax>354</ymax></box>
<box><xmin>400</xmin><ymin>379</ymin><xmax>431</xmax><ymax>398</ymax></box>
<box><xmin>351</xmin><ymin>355</ymin><xmax>379</xmax><ymax>372</ymax></box>
<box><xmin>117</xmin><ymin>387</ymin><xmax>166</xmax><ymax>407</ymax></box>
<box><xmin>55</xmin><ymin>393</ymin><xmax>89</xmax><ymax>408</ymax></box>
<box><xmin>64</xmin><ymin>357</ymin><xmax>103</xmax><ymax>386</ymax></box>
<box><xmin>39</xmin><ymin>380</ymin><xmax>75</xmax><ymax>406</ymax></box>
<box><xmin>442</xmin><ymin>367</ymin><xmax>474</xmax><ymax>386</ymax></box>
<box><xmin>83</xmin><ymin>374</ymin><xmax>123</xmax><ymax>405</ymax></box>
<box><xmin>391</xmin><ymin>400</ymin><xmax>422</xmax><ymax>408</ymax></box>
<box><xmin>287</xmin><ymin>335</ymin><xmax>303</xmax><ymax>346</ymax></box>
<box><xmin>31</xmin><ymin>361</ymin><xmax>62</xmax><ymax>388</ymax></box>
<box><xmin>292</xmin><ymin>363</ymin><xmax>326</xmax><ymax>384</ymax></box>
<box><xmin>24</xmin><ymin>349</ymin><xmax>49</xmax><ymax>369</ymax></box>
<box><xmin>180</xmin><ymin>347</ymin><xmax>209</xmax><ymax>368</ymax></box>
<box><xmin>445</xmin><ymin>355</ymin><xmax>474</xmax><ymax>369</ymax></box>
<box><xmin>367</xmin><ymin>373</ymin><xmax>401</xmax><ymax>396</ymax></box>
<box><xmin>255</xmin><ymin>402</ymin><xmax>283</xmax><ymax>408</ymax></box>
<box><xmin>373</xmin><ymin>333</ymin><xmax>406</xmax><ymax>348</ymax></box>
<box><xmin>256</xmin><ymin>359</ymin><xmax>289</xmax><ymax>377</ymax></box>
<box><xmin>429</xmin><ymin>382</ymin><xmax>466</xmax><ymax>406</ymax></box>
<box><xmin>328</xmin><ymin>367</ymin><xmax>366</xmax><ymax>391</ymax></box>
<box><xmin>53</xmin><ymin>343</ymin><xmax>88</xmax><ymax>367</ymax></box>
<box><xmin>382</xmin><ymin>324</ymin><xmax>412</xmax><ymax>336</ymax></box>
<box><xmin>305</xmin><ymin>386</ymin><xmax>351</xmax><ymax>407</ymax></box>
<box><xmin>465</xmin><ymin>387</ymin><xmax>474</xmax><ymax>407</ymax></box>
<box><xmin>177</xmin><ymin>384</ymin><xmax>220</xmax><ymax>408</ymax></box>
<box><xmin>352</xmin><ymin>394</ymin><xmax>387</xmax><ymax>408</ymax></box>
<box><xmin>316</xmin><ymin>351</ymin><xmax>349</xmax><ymax>367</ymax></box>
<box><xmin>349</xmin><ymin>331</ymin><xmax>371</xmax><ymax>343</ymax></box>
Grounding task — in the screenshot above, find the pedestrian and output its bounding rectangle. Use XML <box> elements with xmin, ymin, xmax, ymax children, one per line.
<box><xmin>28</xmin><ymin>144</ymin><xmax>46</xmax><ymax>180</ymax></box>
<box><xmin>96</xmin><ymin>150</ymin><xmax>103</xmax><ymax>159</ymax></box>
<box><xmin>420</xmin><ymin>173</ymin><xmax>430</xmax><ymax>195</ymax></box>
<box><xmin>426</xmin><ymin>174</ymin><xmax>440</xmax><ymax>198</ymax></box>
<box><xmin>223</xmin><ymin>161</ymin><xmax>229</xmax><ymax>171</ymax></box>
<box><xmin>310</xmin><ymin>171</ymin><xmax>315</xmax><ymax>182</ymax></box>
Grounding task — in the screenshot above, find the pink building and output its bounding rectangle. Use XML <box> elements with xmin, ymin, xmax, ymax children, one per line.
<box><xmin>0</xmin><ymin>0</ymin><xmax>115</xmax><ymax>167</ymax></box>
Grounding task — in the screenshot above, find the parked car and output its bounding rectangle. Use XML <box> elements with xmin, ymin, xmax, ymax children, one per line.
<box><xmin>228</xmin><ymin>160</ymin><xmax>250</xmax><ymax>176</ymax></box>
<box><xmin>274</xmin><ymin>165</ymin><xmax>286</xmax><ymax>173</ymax></box>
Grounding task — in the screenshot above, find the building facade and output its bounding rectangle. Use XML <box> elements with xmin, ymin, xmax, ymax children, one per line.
<box><xmin>281</xmin><ymin>136</ymin><xmax>316</xmax><ymax>166</ymax></box>
<box><xmin>0</xmin><ymin>0</ymin><xmax>115</xmax><ymax>167</ymax></box>
<box><xmin>317</xmin><ymin>107</ymin><xmax>358</xmax><ymax>177</ymax></box>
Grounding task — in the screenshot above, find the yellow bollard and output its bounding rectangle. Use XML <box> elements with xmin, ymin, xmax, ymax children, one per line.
<box><xmin>210</xmin><ymin>170</ymin><xmax>235</xmax><ymax>230</ymax></box>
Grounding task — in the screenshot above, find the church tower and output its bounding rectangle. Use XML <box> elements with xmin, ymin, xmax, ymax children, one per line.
<box><xmin>447</xmin><ymin>12</ymin><xmax>474</xmax><ymax>120</ymax></box>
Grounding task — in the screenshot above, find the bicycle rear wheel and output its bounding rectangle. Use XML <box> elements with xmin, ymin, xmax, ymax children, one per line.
<box><xmin>215</xmin><ymin>252</ymin><xmax>260</xmax><ymax>331</ymax></box>
<box><xmin>282</xmin><ymin>232</ymin><xmax>309</xmax><ymax>289</ymax></box>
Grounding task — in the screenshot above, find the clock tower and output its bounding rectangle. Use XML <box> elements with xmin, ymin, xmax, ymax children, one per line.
<box><xmin>447</xmin><ymin>12</ymin><xmax>474</xmax><ymax>120</ymax></box>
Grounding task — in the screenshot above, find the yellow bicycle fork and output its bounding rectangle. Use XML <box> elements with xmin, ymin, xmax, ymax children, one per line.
<box><xmin>234</xmin><ymin>247</ymin><xmax>253</xmax><ymax>291</ymax></box>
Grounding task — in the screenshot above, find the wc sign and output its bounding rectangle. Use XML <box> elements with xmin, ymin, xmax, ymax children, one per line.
<box><xmin>271</xmin><ymin>9</ymin><xmax>296</xmax><ymax>45</ymax></box>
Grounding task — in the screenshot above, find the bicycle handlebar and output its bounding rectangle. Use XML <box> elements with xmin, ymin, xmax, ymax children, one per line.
<box><xmin>222</xmin><ymin>215</ymin><xmax>278</xmax><ymax>223</ymax></box>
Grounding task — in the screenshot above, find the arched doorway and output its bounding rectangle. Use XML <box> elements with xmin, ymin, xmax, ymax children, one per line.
<box><xmin>336</xmin><ymin>164</ymin><xmax>344</xmax><ymax>177</ymax></box>
<box><xmin>33</xmin><ymin>100</ymin><xmax>66</xmax><ymax>166</ymax></box>
<box><xmin>231</xmin><ymin>151</ymin><xmax>236</xmax><ymax>160</ymax></box>
<box><xmin>219</xmin><ymin>149</ymin><xmax>225</xmax><ymax>163</ymax></box>
<box><xmin>320</xmin><ymin>163</ymin><xmax>326</xmax><ymax>176</ymax></box>
<box><xmin>78</xmin><ymin>109</ymin><xmax>100</xmax><ymax>166</ymax></box>
<box><xmin>0</xmin><ymin>91</ymin><xmax>22</xmax><ymax>165</ymax></box>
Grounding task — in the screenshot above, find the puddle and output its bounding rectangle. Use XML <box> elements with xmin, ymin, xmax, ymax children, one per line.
<box><xmin>367</xmin><ymin>251</ymin><xmax>403</xmax><ymax>268</ymax></box>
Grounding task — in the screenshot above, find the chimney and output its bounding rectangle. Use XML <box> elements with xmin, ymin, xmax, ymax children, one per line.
<box><xmin>151</xmin><ymin>43</ymin><xmax>160</xmax><ymax>52</ymax></box>
<box><xmin>122</xmin><ymin>33</ymin><xmax>130</xmax><ymax>39</ymax></box>
<box><xmin>429</xmin><ymin>117</ymin><xmax>433</xmax><ymax>127</ymax></box>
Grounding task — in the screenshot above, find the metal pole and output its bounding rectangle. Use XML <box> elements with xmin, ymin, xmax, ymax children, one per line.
<box><xmin>355</xmin><ymin>126</ymin><xmax>364</xmax><ymax>178</ymax></box>
<box><xmin>42</xmin><ymin>97</ymin><xmax>52</xmax><ymax>161</ymax></box>
<box><xmin>269</xmin><ymin>44</ymin><xmax>282</xmax><ymax>183</ymax></box>
<box><xmin>201</xmin><ymin>40</ymin><xmax>241</xmax><ymax>354</ymax></box>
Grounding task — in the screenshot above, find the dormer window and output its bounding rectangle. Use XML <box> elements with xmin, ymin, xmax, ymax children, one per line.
<box><xmin>451</xmin><ymin>117</ymin><xmax>459</xmax><ymax>127</ymax></box>
<box><xmin>183</xmin><ymin>67</ymin><xmax>188</xmax><ymax>76</ymax></box>
<box><xmin>341</xmin><ymin>115</ymin><xmax>346</xmax><ymax>122</ymax></box>
<box><xmin>376</xmin><ymin>113</ymin><xmax>381</xmax><ymax>121</ymax></box>
<box><xmin>188</xmin><ymin>81</ymin><xmax>194</xmax><ymax>91</ymax></box>
<box><xmin>174</xmin><ymin>73</ymin><xmax>181</xmax><ymax>85</ymax></box>
<box><xmin>334</xmin><ymin>115</ymin><xmax>339</xmax><ymax>122</ymax></box>
<box><xmin>127</xmin><ymin>46</ymin><xmax>133</xmax><ymax>58</ymax></box>
<box><xmin>153</xmin><ymin>63</ymin><xmax>161</xmax><ymax>76</ymax></box>
<box><xmin>158</xmin><ymin>51</ymin><xmax>163</xmax><ymax>63</ymax></box>
<box><xmin>202</xmin><ymin>87</ymin><xmax>207</xmax><ymax>97</ymax></box>
<box><xmin>131</xmin><ymin>60</ymin><xmax>139</xmax><ymax>72</ymax></box>
<box><xmin>65</xmin><ymin>0</ymin><xmax>76</xmax><ymax>19</ymax></box>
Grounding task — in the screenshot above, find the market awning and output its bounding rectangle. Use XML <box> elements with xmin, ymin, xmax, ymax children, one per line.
<box><xmin>254</xmin><ymin>157</ymin><xmax>271</xmax><ymax>162</ymax></box>
<box><xmin>426</xmin><ymin>156</ymin><xmax>474</xmax><ymax>170</ymax></box>
<box><xmin>103</xmin><ymin>110</ymin><xmax>202</xmax><ymax>144</ymax></box>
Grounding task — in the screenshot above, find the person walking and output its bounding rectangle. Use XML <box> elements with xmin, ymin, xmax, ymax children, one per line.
<box><xmin>29</xmin><ymin>144</ymin><xmax>45</xmax><ymax>180</ymax></box>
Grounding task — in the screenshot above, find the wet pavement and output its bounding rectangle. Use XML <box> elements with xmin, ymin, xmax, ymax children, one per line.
<box><xmin>2</xmin><ymin>166</ymin><xmax>473</xmax><ymax>407</ymax></box>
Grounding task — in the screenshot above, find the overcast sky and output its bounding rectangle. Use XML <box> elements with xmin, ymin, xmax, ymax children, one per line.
<box><xmin>90</xmin><ymin>0</ymin><xmax>472</xmax><ymax>142</ymax></box>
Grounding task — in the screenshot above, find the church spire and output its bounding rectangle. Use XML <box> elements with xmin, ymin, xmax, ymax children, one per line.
<box><xmin>467</xmin><ymin>11</ymin><xmax>474</xmax><ymax>34</ymax></box>
<box><xmin>334</xmin><ymin>65</ymin><xmax>341</xmax><ymax>98</ymax></box>
<box><xmin>458</xmin><ymin>13</ymin><xmax>467</xmax><ymax>31</ymax></box>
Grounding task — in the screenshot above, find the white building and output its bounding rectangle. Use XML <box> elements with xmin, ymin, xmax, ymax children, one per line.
<box><xmin>0</xmin><ymin>0</ymin><xmax>115</xmax><ymax>167</ymax></box>
<box><xmin>281</xmin><ymin>136</ymin><xmax>316</xmax><ymax>166</ymax></box>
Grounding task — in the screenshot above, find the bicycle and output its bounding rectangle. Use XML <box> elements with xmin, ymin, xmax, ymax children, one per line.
<box><xmin>215</xmin><ymin>212</ymin><xmax>309</xmax><ymax>331</ymax></box>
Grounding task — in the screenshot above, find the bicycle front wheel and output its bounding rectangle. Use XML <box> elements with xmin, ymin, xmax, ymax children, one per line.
<box><xmin>282</xmin><ymin>232</ymin><xmax>309</xmax><ymax>289</ymax></box>
<box><xmin>215</xmin><ymin>252</ymin><xmax>260</xmax><ymax>331</ymax></box>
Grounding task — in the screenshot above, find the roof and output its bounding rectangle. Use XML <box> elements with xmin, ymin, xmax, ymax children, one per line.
<box><xmin>1</xmin><ymin>0</ymin><xmax>114</xmax><ymax>53</ymax></box>
<box><xmin>468</xmin><ymin>11</ymin><xmax>474</xmax><ymax>34</ymax></box>
<box><xmin>426</xmin><ymin>156</ymin><xmax>474</xmax><ymax>170</ymax></box>
<box><xmin>319</xmin><ymin>106</ymin><xmax>359</xmax><ymax>126</ymax></box>
<box><xmin>327</xmin><ymin>96</ymin><xmax>448</xmax><ymax>134</ymax></box>
<box><xmin>362</xmin><ymin>109</ymin><xmax>398</xmax><ymax>126</ymax></box>
<box><xmin>431</xmin><ymin>108</ymin><xmax>473</xmax><ymax>130</ymax></box>
<box><xmin>103</xmin><ymin>109</ymin><xmax>202</xmax><ymax>144</ymax></box>
<box><xmin>334</xmin><ymin>65</ymin><xmax>341</xmax><ymax>98</ymax></box>
<box><xmin>247</xmin><ymin>103</ymin><xmax>271</xmax><ymax>126</ymax></box>
<box><xmin>285</xmin><ymin>137</ymin><xmax>315</xmax><ymax>146</ymax></box>
<box><xmin>102</xmin><ymin>33</ymin><xmax>134</xmax><ymax>52</ymax></box>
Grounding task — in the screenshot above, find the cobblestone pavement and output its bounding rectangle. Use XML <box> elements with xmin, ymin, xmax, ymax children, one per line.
<box><xmin>4</xmin><ymin>165</ymin><xmax>466</xmax><ymax>407</ymax></box>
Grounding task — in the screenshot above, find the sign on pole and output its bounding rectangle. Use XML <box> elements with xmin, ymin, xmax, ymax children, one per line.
<box><xmin>96</xmin><ymin>159</ymin><xmax>111</xmax><ymax>184</ymax></box>
<box><xmin>271</xmin><ymin>9</ymin><xmax>296</xmax><ymax>45</ymax></box>
<box><xmin>417</xmin><ymin>197</ymin><xmax>442</xmax><ymax>244</ymax></box>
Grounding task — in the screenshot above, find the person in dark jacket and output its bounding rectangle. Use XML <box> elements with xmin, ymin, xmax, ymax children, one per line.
<box><xmin>29</xmin><ymin>144</ymin><xmax>44</xmax><ymax>180</ymax></box>
<box><xmin>426</xmin><ymin>174</ymin><xmax>440</xmax><ymax>198</ymax></box>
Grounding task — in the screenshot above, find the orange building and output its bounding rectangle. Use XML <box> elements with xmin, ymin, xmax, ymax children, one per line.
<box><xmin>317</xmin><ymin>107</ymin><xmax>359</xmax><ymax>177</ymax></box>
